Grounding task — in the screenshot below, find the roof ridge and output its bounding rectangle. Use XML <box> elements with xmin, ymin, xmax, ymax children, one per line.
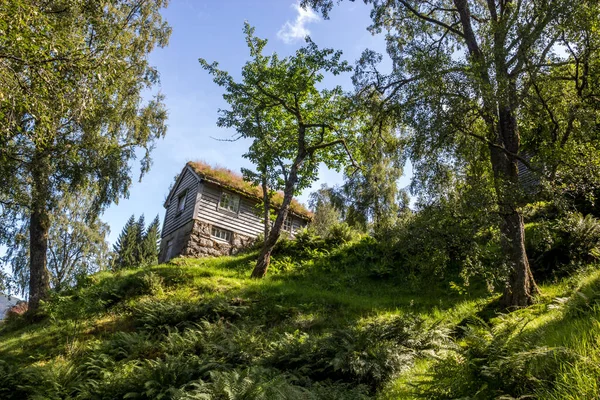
<box><xmin>187</xmin><ymin>161</ymin><xmax>313</xmax><ymax>219</ymax></box>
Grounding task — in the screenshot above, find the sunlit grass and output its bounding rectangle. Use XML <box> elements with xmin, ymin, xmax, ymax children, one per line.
<box><xmin>1</xmin><ymin>253</ymin><xmax>600</xmax><ymax>398</ymax></box>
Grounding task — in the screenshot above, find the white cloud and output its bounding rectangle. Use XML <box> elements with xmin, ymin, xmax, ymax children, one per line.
<box><xmin>277</xmin><ymin>2</ymin><xmax>320</xmax><ymax>44</ymax></box>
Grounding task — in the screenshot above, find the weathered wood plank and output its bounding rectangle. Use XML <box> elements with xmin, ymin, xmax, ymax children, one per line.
<box><xmin>162</xmin><ymin>168</ymin><xmax>199</xmax><ymax>237</ymax></box>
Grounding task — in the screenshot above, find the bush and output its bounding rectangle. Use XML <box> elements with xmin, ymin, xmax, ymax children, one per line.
<box><xmin>527</xmin><ymin>212</ymin><xmax>600</xmax><ymax>280</ymax></box>
<box><xmin>324</xmin><ymin>222</ymin><xmax>361</xmax><ymax>247</ymax></box>
<box><xmin>177</xmin><ymin>367</ymin><xmax>310</xmax><ymax>400</ymax></box>
<box><xmin>131</xmin><ymin>298</ymin><xmax>246</xmax><ymax>332</ymax></box>
<box><xmin>421</xmin><ymin>317</ymin><xmax>579</xmax><ymax>399</ymax></box>
<box><xmin>266</xmin><ymin>314</ymin><xmax>448</xmax><ymax>391</ymax></box>
<box><xmin>87</xmin><ymin>270</ymin><xmax>166</xmax><ymax>309</ymax></box>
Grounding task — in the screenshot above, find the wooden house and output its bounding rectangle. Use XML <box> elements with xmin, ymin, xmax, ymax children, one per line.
<box><xmin>159</xmin><ymin>161</ymin><xmax>312</xmax><ymax>262</ymax></box>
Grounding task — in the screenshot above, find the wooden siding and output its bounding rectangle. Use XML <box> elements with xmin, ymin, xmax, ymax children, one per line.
<box><xmin>196</xmin><ymin>182</ymin><xmax>265</xmax><ymax>237</ymax></box>
<box><xmin>195</xmin><ymin>182</ymin><xmax>308</xmax><ymax>239</ymax></box>
<box><xmin>517</xmin><ymin>155</ymin><xmax>540</xmax><ymax>191</ymax></box>
<box><xmin>162</xmin><ymin>168</ymin><xmax>200</xmax><ymax>238</ymax></box>
<box><xmin>291</xmin><ymin>218</ymin><xmax>307</xmax><ymax>233</ymax></box>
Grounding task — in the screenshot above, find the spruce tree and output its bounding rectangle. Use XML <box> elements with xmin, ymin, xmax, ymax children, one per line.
<box><xmin>135</xmin><ymin>215</ymin><xmax>146</xmax><ymax>264</ymax></box>
<box><xmin>113</xmin><ymin>215</ymin><xmax>139</xmax><ymax>270</ymax></box>
<box><xmin>141</xmin><ymin>215</ymin><xmax>161</xmax><ymax>266</ymax></box>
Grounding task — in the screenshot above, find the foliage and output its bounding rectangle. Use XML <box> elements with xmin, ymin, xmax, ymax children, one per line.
<box><xmin>306</xmin><ymin>0</ymin><xmax>600</xmax><ymax>307</ymax></box>
<box><xmin>526</xmin><ymin>212</ymin><xmax>600</xmax><ymax>279</ymax></box>
<box><xmin>113</xmin><ymin>214</ymin><xmax>161</xmax><ymax>270</ymax></box>
<box><xmin>341</xmin><ymin>101</ymin><xmax>406</xmax><ymax>233</ymax></box>
<box><xmin>3</xmin><ymin>242</ymin><xmax>600</xmax><ymax>399</ymax></box>
<box><xmin>0</xmin><ymin>247</ymin><xmax>480</xmax><ymax>399</ymax></box>
<box><xmin>308</xmin><ymin>184</ymin><xmax>343</xmax><ymax>236</ymax></box>
<box><xmin>0</xmin><ymin>0</ymin><xmax>171</xmax><ymax>309</ymax></box>
<box><xmin>2</xmin><ymin>188</ymin><xmax>111</xmax><ymax>295</ymax></box>
<box><xmin>113</xmin><ymin>215</ymin><xmax>140</xmax><ymax>270</ymax></box>
<box><xmin>200</xmin><ymin>22</ymin><xmax>360</xmax><ymax>277</ymax></box>
<box><xmin>140</xmin><ymin>215</ymin><xmax>162</xmax><ymax>266</ymax></box>
<box><xmin>422</xmin><ymin>317</ymin><xmax>576</xmax><ymax>399</ymax></box>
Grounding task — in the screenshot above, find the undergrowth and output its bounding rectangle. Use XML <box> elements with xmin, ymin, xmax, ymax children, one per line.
<box><xmin>1</xmin><ymin>242</ymin><xmax>599</xmax><ymax>399</ymax></box>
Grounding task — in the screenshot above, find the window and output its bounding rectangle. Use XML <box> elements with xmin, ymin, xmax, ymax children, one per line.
<box><xmin>166</xmin><ymin>240</ymin><xmax>174</xmax><ymax>260</ymax></box>
<box><xmin>283</xmin><ymin>217</ymin><xmax>292</xmax><ymax>232</ymax></box>
<box><xmin>219</xmin><ymin>192</ymin><xmax>240</xmax><ymax>213</ymax></box>
<box><xmin>211</xmin><ymin>226</ymin><xmax>232</xmax><ymax>242</ymax></box>
<box><xmin>177</xmin><ymin>191</ymin><xmax>186</xmax><ymax>213</ymax></box>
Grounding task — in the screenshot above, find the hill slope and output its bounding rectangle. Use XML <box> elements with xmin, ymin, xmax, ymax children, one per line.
<box><xmin>1</xmin><ymin>250</ymin><xmax>599</xmax><ymax>399</ymax></box>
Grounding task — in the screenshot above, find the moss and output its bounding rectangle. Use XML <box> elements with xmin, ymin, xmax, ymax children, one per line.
<box><xmin>187</xmin><ymin>160</ymin><xmax>313</xmax><ymax>219</ymax></box>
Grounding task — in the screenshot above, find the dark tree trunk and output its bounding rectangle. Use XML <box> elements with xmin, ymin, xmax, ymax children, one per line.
<box><xmin>252</xmin><ymin>151</ymin><xmax>305</xmax><ymax>278</ymax></box>
<box><xmin>454</xmin><ymin>0</ymin><xmax>539</xmax><ymax>307</ymax></box>
<box><xmin>28</xmin><ymin>152</ymin><xmax>51</xmax><ymax>311</ymax></box>
<box><xmin>490</xmin><ymin>108</ymin><xmax>539</xmax><ymax>308</ymax></box>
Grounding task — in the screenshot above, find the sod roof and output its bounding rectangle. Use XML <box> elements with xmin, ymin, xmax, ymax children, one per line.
<box><xmin>187</xmin><ymin>161</ymin><xmax>313</xmax><ymax>219</ymax></box>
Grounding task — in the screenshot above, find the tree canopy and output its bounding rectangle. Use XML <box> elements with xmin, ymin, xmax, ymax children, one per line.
<box><xmin>200</xmin><ymin>23</ymin><xmax>361</xmax><ymax>278</ymax></box>
<box><xmin>0</xmin><ymin>0</ymin><xmax>171</xmax><ymax>309</ymax></box>
<box><xmin>304</xmin><ymin>0</ymin><xmax>600</xmax><ymax>307</ymax></box>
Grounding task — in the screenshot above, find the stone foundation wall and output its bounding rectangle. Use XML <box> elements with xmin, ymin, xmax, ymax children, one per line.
<box><xmin>180</xmin><ymin>219</ymin><xmax>254</xmax><ymax>258</ymax></box>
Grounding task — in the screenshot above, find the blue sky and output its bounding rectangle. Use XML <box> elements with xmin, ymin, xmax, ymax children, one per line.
<box><xmin>101</xmin><ymin>0</ymin><xmax>411</xmax><ymax>244</ymax></box>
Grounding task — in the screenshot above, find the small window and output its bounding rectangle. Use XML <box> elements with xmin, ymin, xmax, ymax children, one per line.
<box><xmin>211</xmin><ymin>226</ymin><xmax>232</xmax><ymax>242</ymax></box>
<box><xmin>177</xmin><ymin>191</ymin><xmax>186</xmax><ymax>213</ymax></box>
<box><xmin>219</xmin><ymin>192</ymin><xmax>240</xmax><ymax>213</ymax></box>
<box><xmin>283</xmin><ymin>217</ymin><xmax>292</xmax><ymax>232</ymax></box>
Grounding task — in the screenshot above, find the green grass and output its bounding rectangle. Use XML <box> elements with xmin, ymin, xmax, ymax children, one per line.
<box><xmin>1</xmin><ymin>249</ymin><xmax>600</xmax><ymax>399</ymax></box>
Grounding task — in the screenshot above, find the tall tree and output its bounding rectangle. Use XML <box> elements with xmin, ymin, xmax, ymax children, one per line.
<box><xmin>113</xmin><ymin>215</ymin><xmax>139</xmax><ymax>270</ymax></box>
<box><xmin>200</xmin><ymin>23</ymin><xmax>360</xmax><ymax>278</ymax></box>
<box><xmin>135</xmin><ymin>214</ymin><xmax>146</xmax><ymax>262</ymax></box>
<box><xmin>0</xmin><ymin>1</ymin><xmax>170</xmax><ymax>310</ymax></box>
<box><xmin>342</xmin><ymin>106</ymin><xmax>405</xmax><ymax>233</ymax></box>
<box><xmin>308</xmin><ymin>184</ymin><xmax>343</xmax><ymax>236</ymax></box>
<box><xmin>140</xmin><ymin>215</ymin><xmax>161</xmax><ymax>266</ymax></box>
<box><xmin>3</xmin><ymin>188</ymin><xmax>110</xmax><ymax>294</ymax></box>
<box><xmin>305</xmin><ymin>0</ymin><xmax>600</xmax><ymax>307</ymax></box>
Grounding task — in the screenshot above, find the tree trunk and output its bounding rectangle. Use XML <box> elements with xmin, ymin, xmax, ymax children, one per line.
<box><xmin>489</xmin><ymin>109</ymin><xmax>539</xmax><ymax>308</ymax></box>
<box><xmin>252</xmin><ymin>152</ymin><xmax>305</xmax><ymax>278</ymax></box>
<box><xmin>453</xmin><ymin>0</ymin><xmax>538</xmax><ymax>308</ymax></box>
<box><xmin>28</xmin><ymin>152</ymin><xmax>51</xmax><ymax>311</ymax></box>
<box><xmin>499</xmin><ymin>208</ymin><xmax>538</xmax><ymax>307</ymax></box>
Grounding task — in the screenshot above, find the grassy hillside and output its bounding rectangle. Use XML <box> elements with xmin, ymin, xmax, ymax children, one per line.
<box><xmin>1</xmin><ymin>244</ymin><xmax>599</xmax><ymax>399</ymax></box>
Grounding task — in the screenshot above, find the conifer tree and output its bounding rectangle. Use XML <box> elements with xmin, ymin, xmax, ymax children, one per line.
<box><xmin>135</xmin><ymin>215</ymin><xmax>146</xmax><ymax>263</ymax></box>
<box><xmin>140</xmin><ymin>215</ymin><xmax>161</xmax><ymax>266</ymax></box>
<box><xmin>113</xmin><ymin>215</ymin><xmax>139</xmax><ymax>270</ymax></box>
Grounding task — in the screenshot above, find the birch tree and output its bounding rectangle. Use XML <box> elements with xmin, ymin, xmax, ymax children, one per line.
<box><xmin>200</xmin><ymin>23</ymin><xmax>359</xmax><ymax>278</ymax></box>
<box><xmin>305</xmin><ymin>0</ymin><xmax>600</xmax><ymax>307</ymax></box>
<box><xmin>0</xmin><ymin>0</ymin><xmax>170</xmax><ymax>310</ymax></box>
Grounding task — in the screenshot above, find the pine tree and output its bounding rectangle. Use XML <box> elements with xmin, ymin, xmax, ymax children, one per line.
<box><xmin>135</xmin><ymin>215</ymin><xmax>146</xmax><ymax>264</ymax></box>
<box><xmin>113</xmin><ymin>215</ymin><xmax>140</xmax><ymax>270</ymax></box>
<box><xmin>140</xmin><ymin>215</ymin><xmax>161</xmax><ymax>266</ymax></box>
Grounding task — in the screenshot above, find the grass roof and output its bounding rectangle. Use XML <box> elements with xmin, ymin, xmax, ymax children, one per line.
<box><xmin>187</xmin><ymin>161</ymin><xmax>313</xmax><ymax>219</ymax></box>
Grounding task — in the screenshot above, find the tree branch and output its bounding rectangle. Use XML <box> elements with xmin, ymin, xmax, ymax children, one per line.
<box><xmin>397</xmin><ymin>0</ymin><xmax>466</xmax><ymax>38</ymax></box>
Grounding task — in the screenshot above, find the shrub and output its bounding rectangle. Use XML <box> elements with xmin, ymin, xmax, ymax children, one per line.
<box><xmin>0</xmin><ymin>360</ymin><xmax>37</xmax><ymax>399</ymax></box>
<box><xmin>101</xmin><ymin>331</ymin><xmax>157</xmax><ymax>361</ymax></box>
<box><xmin>266</xmin><ymin>314</ymin><xmax>448</xmax><ymax>391</ymax></box>
<box><xmin>324</xmin><ymin>222</ymin><xmax>361</xmax><ymax>247</ymax></box>
<box><xmin>88</xmin><ymin>270</ymin><xmax>166</xmax><ymax>309</ymax></box>
<box><xmin>421</xmin><ymin>317</ymin><xmax>579</xmax><ymax>399</ymax></box>
<box><xmin>177</xmin><ymin>367</ymin><xmax>309</xmax><ymax>400</ymax></box>
<box><xmin>527</xmin><ymin>212</ymin><xmax>600</xmax><ymax>279</ymax></box>
<box><xmin>131</xmin><ymin>298</ymin><xmax>246</xmax><ymax>332</ymax></box>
